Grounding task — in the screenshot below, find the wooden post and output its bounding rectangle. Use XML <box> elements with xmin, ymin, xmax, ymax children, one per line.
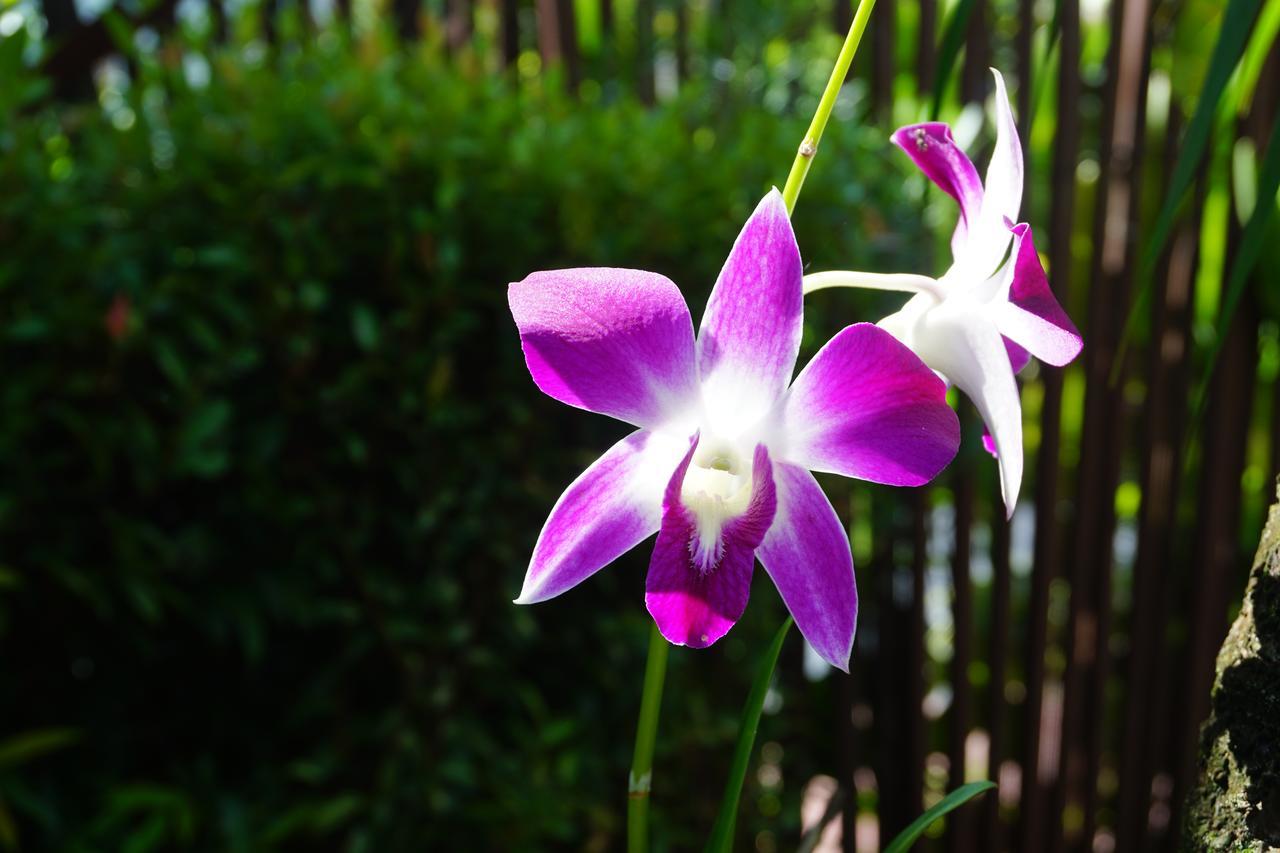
<box><xmin>1017</xmin><ymin>1</ymin><xmax>1078</xmax><ymax>848</ymax></box>
<box><xmin>916</xmin><ymin>0</ymin><xmax>936</xmax><ymax>95</ymax></box>
<box><xmin>635</xmin><ymin>0</ymin><xmax>655</xmax><ymax>104</ymax></box>
<box><xmin>946</xmin><ymin>443</ymin><xmax>976</xmax><ymax>853</ymax></box>
<box><xmin>445</xmin><ymin>0</ymin><xmax>473</xmax><ymax>51</ymax></box>
<box><xmin>980</xmin><ymin>510</ymin><xmax>1011</xmax><ymax>851</ymax></box>
<box><xmin>1113</xmin><ymin>108</ymin><xmax>1202</xmax><ymax>852</ymax></box>
<box><xmin>392</xmin><ymin>0</ymin><xmax>419</xmax><ymax>39</ymax></box>
<box><xmin>500</xmin><ymin>0</ymin><xmax>520</xmax><ymax>68</ymax></box>
<box><xmin>960</xmin><ymin>0</ymin><xmax>987</xmax><ymax>103</ymax></box>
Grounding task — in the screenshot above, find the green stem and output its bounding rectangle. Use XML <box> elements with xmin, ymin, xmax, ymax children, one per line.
<box><xmin>780</xmin><ymin>0</ymin><xmax>879</xmax><ymax>216</ymax></box>
<box><xmin>627</xmin><ymin>621</ymin><xmax>670</xmax><ymax>853</ymax></box>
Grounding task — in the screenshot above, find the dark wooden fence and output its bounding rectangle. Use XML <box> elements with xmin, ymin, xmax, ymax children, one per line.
<box><xmin>30</xmin><ymin>0</ymin><xmax>1280</xmax><ymax>850</ymax></box>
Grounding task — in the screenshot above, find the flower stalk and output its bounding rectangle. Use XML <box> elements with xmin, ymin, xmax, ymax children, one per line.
<box><xmin>780</xmin><ymin>0</ymin><xmax>879</xmax><ymax>216</ymax></box>
<box><xmin>628</xmin><ymin>621</ymin><xmax>671</xmax><ymax>853</ymax></box>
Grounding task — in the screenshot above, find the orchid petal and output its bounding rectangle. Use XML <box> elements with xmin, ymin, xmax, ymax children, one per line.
<box><xmin>1005</xmin><ymin>337</ymin><xmax>1032</xmax><ymax>373</ymax></box>
<box><xmin>956</xmin><ymin>68</ymin><xmax>1025</xmax><ymax>281</ymax></box>
<box><xmin>756</xmin><ymin>463</ymin><xmax>858</xmax><ymax>671</ymax></box>
<box><xmin>981</xmin><ymin>427</ymin><xmax>999</xmax><ymax>458</ymax></box>
<box><xmin>645</xmin><ymin>442</ymin><xmax>777</xmax><ymax>648</ymax></box>
<box><xmin>915</xmin><ymin>307</ymin><xmax>1023</xmax><ymax>517</ymax></box>
<box><xmin>516</xmin><ymin>429</ymin><xmax>690</xmax><ymax>604</ymax></box>
<box><xmin>994</xmin><ymin>224</ymin><xmax>1083</xmax><ymax>367</ymax></box>
<box><xmin>891</xmin><ymin>122</ymin><xmax>984</xmax><ymax>258</ymax></box>
<box><xmin>777</xmin><ymin>323</ymin><xmax>959</xmax><ymax>486</ymax></box>
<box><xmin>697</xmin><ymin>189</ymin><xmax>804</xmax><ymax>438</ymax></box>
<box><xmin>510</xmin><ymin>268</ymin><xmax>700</xmax><ymax>431</ymax></box>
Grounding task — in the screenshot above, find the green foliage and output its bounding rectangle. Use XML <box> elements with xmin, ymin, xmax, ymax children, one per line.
<box><xmin>0</xmin><ymin>30</ymin><xmax>926</xmax><ymax>850</ymax></box>
<box><xmin>1116</xmin><ymin>0</ymin><xmax>1264</xmax><ymax>374</ymax></box>
<box><xmin>882</xmin><ymin>781</ymin><xmax>995</xmax><ymax>853</ymax></box>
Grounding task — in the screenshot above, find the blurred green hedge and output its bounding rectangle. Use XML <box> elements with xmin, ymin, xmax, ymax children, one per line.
<box><xmin>0</xmin><ymin>31</ymin><xmax>928</xmax><ymax>851</ymax></box>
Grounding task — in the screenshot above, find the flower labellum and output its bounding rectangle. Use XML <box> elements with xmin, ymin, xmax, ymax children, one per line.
<box><xmin>509</xmin><ymin>189</ymin><xmax>961</xmax><ymax>670</ymax></box>
<box><xmin>804</xmin><ymin>69</ymin><xmax>1082</xmax><ymax>518</ymax></box>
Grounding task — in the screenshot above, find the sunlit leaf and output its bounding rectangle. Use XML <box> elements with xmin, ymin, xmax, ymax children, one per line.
<box><xmin>1195</xmin><ymin>109</ymin><xmax>1280</xmax><ymax>414</ymax></box>
<box><xmin>883</xmin><ymin>781</ymin><xmax>996</xmax><ymax>853</ymax></box>
<box><xmin>1115</xmin><ymin>0</ymin><xmax>1263</xmax><ymax>377</ymax></box>
<box><xmin>930</xmin><ymin>0</ymin><xmax>977</xmax><ymax>119</ymax></box>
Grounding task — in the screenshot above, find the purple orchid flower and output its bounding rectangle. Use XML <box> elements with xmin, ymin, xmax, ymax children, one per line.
<box><xmin>508</xmin><ymin>190</ymin><xmax>960</xmax><ymax>670</ymax></box>
<box><xmin>804</xmin><ymin>69</ymin><xmax>1082</xmax><ymax>517</ymax></box>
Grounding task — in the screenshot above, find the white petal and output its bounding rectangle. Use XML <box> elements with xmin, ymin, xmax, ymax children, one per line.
<box><xmin>914</xmin><ymin>305</ymin><xmax>1024</xmax><ymax>517</ymax></box>
<box><xmin>954</xmin><ymin>69</ymin><xmax>1024</xmax><ymax>283</ymax></box>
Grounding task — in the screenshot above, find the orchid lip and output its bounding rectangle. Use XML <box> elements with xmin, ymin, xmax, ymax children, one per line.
<box><xmin>680</xmin><ymin>435</ymin><xmax>757</xmax><ymax>573</ymax></box>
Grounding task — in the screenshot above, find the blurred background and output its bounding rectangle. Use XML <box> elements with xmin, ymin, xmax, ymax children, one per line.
<box><xmin>0</xmin><ymin>0</ymin><xmax>1277</xmax><ymax>850</ymax></box>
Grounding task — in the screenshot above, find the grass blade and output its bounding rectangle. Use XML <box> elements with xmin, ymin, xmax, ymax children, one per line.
<box><xmin>930</xmin><ymin>0</ymin><xmax>978</xmax><ymax>119</ymax></box>
<box><xmin>1029</xmin><ymin>0</ymin><xmax>1066</xmax><ymax>124</ymax></box>
<box><xmin>882</xmin><ymin>780</ymin><xmax>996</xmax><ymax>853</ymax></box>
<box><xmin>702</xmin><ymin>616</ymin><xmax>792</xmax><ymax>853</ymax></box>
<box><xmin>1113</xmin><ymin>0</ymin><xmax>1264</xmax><ymax>380</ymax></box>
<box><xmin>0</xmin><ymin>728</ymin><xmax>81</xmax><ymax>769</ymax></box>
<box><xmin>1193</xmin><ymin>108</ymin><xmax>1280</xmax><ymax>415</ymax></box>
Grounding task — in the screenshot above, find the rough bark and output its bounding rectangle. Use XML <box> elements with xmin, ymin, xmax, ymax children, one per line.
<box><xmin>1184</xmin><ymin>481</ymin><xmax>1280</xmax><ymax>850</ymax></box>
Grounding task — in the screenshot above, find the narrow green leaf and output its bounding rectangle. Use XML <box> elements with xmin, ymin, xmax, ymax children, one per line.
<box><xmin>0</xmin><ymin>798</ymin><xmax>18</xmax><ymax>852</ymax></box>
<box><xmin>0</xmin><ymin>728</ymin><xmax>81</xmax><ymax>768</ymax></box>
<box><xmin>930</xmin><ymin>0</ymin><xmax>978</xmax><ymax>119</ymax></box>
<box><xmin>1228</xmin><ymin>0</ymin><xmax>1280</xmax><ymax>118</ymax></box>
<box><xmin>1030</xmin><ymin>0</ymin><xmax>1066</xmax><ymax>124</ymax></box>
<box><xmin>1114</xmin><ymin>0</ymin><xmax>1263</xmax><ymax>378</ymax></box>
<box><xmin>883</xmin><ymin>781</ymin><xmax>996</xmax><ymax>853</ymax></box>
<box><xmin>702</xmin><ymin>617</ymin><xmax>792</xmax><ymax>853</ymax></box>
<box><xmin>1194</xmin><ymin>108</ymin><xmax>1280</xmax><ymax>415</ymax></box>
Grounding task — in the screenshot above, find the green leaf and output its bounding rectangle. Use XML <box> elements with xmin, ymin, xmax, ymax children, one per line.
<box><xmin>0</xmin><ymin>797</ymin><xmax>18</xmax><ymax>851</ymax></box>
<box><xmin>352</xmin><ymin>304</ymin><xmax>380</xmax><ymax>351</ymax></box>
<box><xmin>1030</xmin><ymin>0</ymin><xmax>1066</xmax><ymax>124</ymax></box>
<box><xmin>0</xmin><ymin>728</ymin><xmax>81</xmax><ymax>769</ymax></box>
<box><xmin>1194</xmin><ymin>108</ymin><xmax>1280</xmax><ymax>413</ymax></box>
<box><xmin>177</xmin><ymin>400</ymin><xmax>232</xmax><ymax>478</ymax></box>
<box><xmin>1115</xmin><ymin>0</ymin><xmax>1263</xmax><ymax>377</ymax></box>
<box><xmin>883</xmin><ymin>781</ymin><xmax>996</xmax><ymax>853</ymax></box>
<box><xmin>1230</xmin><ymin>0</ymin><xmax>1280</xmax><ymax>117</ymax></box>
<box><xmin>702</xmin><ymin>617</ymin><xmax>791</xmax><ymax>853</ymax></box>
<box><xmin>930</xmin><ymin>0</ymin><xmax>978</xmax><ymax>119</ymax></box>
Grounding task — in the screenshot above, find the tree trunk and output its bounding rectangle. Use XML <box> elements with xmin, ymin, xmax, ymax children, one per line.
<box><xmin>1184</xmin><ymin>481</ymin><xmax>1280</xmax><ymax>849</ymax></box>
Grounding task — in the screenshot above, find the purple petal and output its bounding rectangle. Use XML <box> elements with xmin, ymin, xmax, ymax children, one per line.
<box><xmin>516</xmin><ymin>430</ymin><xmax>691</xmax><ymax>604</ymax></box>
<box><xmin>995</xmin><ymin>223</ymin><xmax>1083</xmax><ymax>367</ymax></box>
<box><xmin>645</xmin><ymin>442</ymin><xmax>777</xmax><ymax>648</ymax></box>
<box><xmin>510</xmin><ymin>268</ymin><xmax>700</xmax><ymax>430</ymax></box>
<box><xmin>777</xmin><ymin>323</ymin><xmax>960</xmax><ymax>486</ymax></box>
<box><xmin>697</xmin><ymin>190</ymin><xmax>804</xmax><ymax>435</ymax></box>
<box><xmin>891</xmin><ymin>122</ymin><xmax>984</xmax><ymax>258</ymax></box>
<box><xmin>1005</xmin><ymin>337</ymin><xmax>1031</xmax><ymax>373</ymax></box>
<box><xmin>756</xmin><ymin>463</ymin><xmax>857</xmax><ymax>671</ymax></box>
<box><xmin>981</xmin><ymin>426</ymin><xmax>998</xmax><ymax>458</ymax></box>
